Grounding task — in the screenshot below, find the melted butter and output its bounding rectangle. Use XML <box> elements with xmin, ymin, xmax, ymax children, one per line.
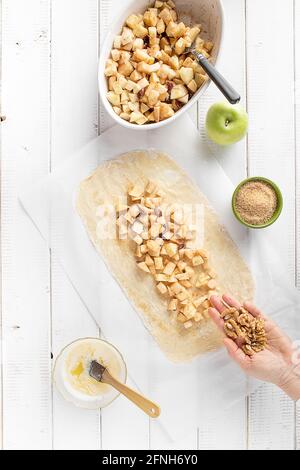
<box><xmin>71</xmin><ymin>361</ymin><xmax>84</xmax><ymax>377</ymax></box>
<box><xmin>65</xmin><ymin>339</ymin><xmax>122</xmax><ymax>397</ymax></box>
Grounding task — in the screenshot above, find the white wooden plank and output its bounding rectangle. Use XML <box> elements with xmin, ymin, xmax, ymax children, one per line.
<box><xmin>50</xmin><ymin>0</ymin><xmax>101</xmax><ymax>450</ymax></box>
<box><xmin>295</xmin><ymin>0</ymin><xmax>300</xmax><ymax>450</ymax></box>
<box><xmin>150</xmin><ymin>426</ymin><xmax>198</xmax><ymax>451</ymax></box>
<box><xmin>99</xmin><ymin>0</ymin><xmax>150</xmax><ymax>450</ymax></box>
<box><xmin>198</xmin><ymin>0</ymin><xmax>248</xmax><ymax>186</ymax></box>
<box><xmin>246</xmin><ymin>0</ymin><xmax>296</xmax><ymax>450</ymax></box>
<box><xmin>196</xmin><ymin>0</ymin><xmax>248</xmax><ymax>450</ymax></box>
<box><xmin>0</xmin><ymin>0</ymin><xmax>3</xmax><ymax>449</ymax></box>
<box><xmin>1</xmin><ymin>0</ymin><xmax>52</xmax><ymax>450</ymax></box>
<box><xmin>249</xmin><ymin>385</ymin><xmax>295</xmax><ymax>450</ymax></box>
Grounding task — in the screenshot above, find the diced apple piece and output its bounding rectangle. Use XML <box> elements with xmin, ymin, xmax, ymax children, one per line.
<box><xmin>192</xmin><ymin>255</ymin><xmax>204</xmax><ymax>266</ymax></box>
<box><xmin>193</xmin><ymin>295</ymin><xmax>208</xmax><ymax>308</ymax></box>
<box><xmin>156</xmin><ymin>17</ymin><xmax>165</xmax><ymax>34</ymax></box>
<box><xmin>113</xmin><ymin>106</ymin><xmax>121</xmax><ymax>116</ymax></box>
<box><xmin>204</xmin><ymin>41</ymin><xmax>214</xmax><ymax>53</ymax></box>
<box><xmin>175</xmin><ymin>37</ymin><xmax>186</xmax><ymax>55</ymax></box>
<box><xmin>137</xmin><ymin>262</ymin><xmax>150</xmax><ymax>273</ymax></box>
<box><xmin>195</xmin><ymin>73</ymin><xmax>206</xmax><ymax>87</ymax></box>
<box><xmin>147</xmin><ymin>239</ymin><xmax>161</xmax><ymax>257</ymax></box>
<box><xmin>130</xmin><ymin>111</ymin><xmax>147</xmax><ymax>124</ymax></box>
<box><xmin>119</xmin><ymin>50</ymin><xmax>131</xmax><ymax>64</ymax></box>
<box><xmin>108</xmin><ymin>76</ymin><xmax>117</xmax><ymax>91</ymax></box>
<box><xmin>111</xmin><ymin>49</ymin><xmax>121</xmax><ymax>61</ymax></box>
<box><xmin>118</xmin><ymin>62</ymin><xmax>134</xmax><ymax>77</ymax></box>
<box><xmin>149</xmin><ymin>26</ymin><xmax>157</xmax><ymax>40</ymax></box>
<box><xmin>112</xmin><ymin>81</ymin><xmax>123</xmax><ymax>95</ymax></box>
<box><xmin>120</xmin><ymin>112</ymin><xmax>130</xmax><ymax>121</ymax></box>
<box><xmin>131</xmin><ymin>220</ymin><xmax>144</xmax><ymax>234</ymax></box>
<box><xmin>126</xmin><ymin>14</ymin><xmax>141</xmax><ymax>30</ymax></box>
<box><xmin>144</xmin><ymin>10</ymin><xmax>158</xmax><ymax>27</ymax></box>
<box><xmin>187</xmin><ymin>26</ymin><xmax>201</xmax><ymax>43</ymax></box>
<box><xmin>118</xmin><ymin>75</ymin><xmax>128</xmax><ymax>89</ymax></box>
<box><xmin>113</xmin><ymin>35</ymin><xmax>122</xmax><ymax>49</ymax></box>
<box><xmin>159</xmin><ymin>103</ymin><xmax>175</xmax><ymax>120</ymax></box>
<box><xmin>149</xmin><ymin>223</ymin><xmax>160</xmax><ymax>239</ymax></box>
<box><xmin>170</xmin><ymin>282</ymin><xmax>183</xmax><ymax>295</ymax></box>
<box><xmin>133</xmin><ymin>23</ymin><xmax>148</xmax><ymax>38</ymax></box>
<box><xmin>170</xmin><ymin>84</ymin><xmax>188</xmax><ymax>100</ymax></box>
<box><xmin>179</xmin><ymin>67</ymin><xmax>194</xmax><ymax>85</ymax></box>
<box><xmin>155</xmin><ymin>274</ymin><xmax>169</xmax><ymax>282</ymax></box>
<box><xmin>107</xmin><ymin>91</ymin><xmax>120</xmax><ymax>106</ymax></box>
<box><xmin>121</xmin><ymin>27</ymin><xmax>134</xmax><ymax>46</ymax></box>
<box><xmin>183</xmin><ymin>303</ymin><xmax>197</xmax><ymax>319</ymax></box>
<box><xmin>187</xmin><ymin>79</ymin><xmax>197</xmax><ymax>93</ymax></box>
<box><xmin>207</xmin><ymin>279</ymin><xmax>217</xmax><ymax>290</ymax></box>
<box><xmin>133</xmin><ymin>48</ymin><xmax>152</xmax><ymax>63</ymax></box>
<box><xmin>133</xmin><ymin>234</ymin><xmax>143</xmax><ymax>245</ymax></box>
<box><xmin>195</xmin><ymin>275</ymin><xmax>210</xmax><ymax>289</ymax></box>
<box><xmin>129</xmin><ymin>180</ymin><xmax>144</xmax><ymax>199</ymax></box>
<box><xmin>165</xmin><ymin>242</ymin><xmax>178</xmax><ymax>258</ymax></box>
<box><xmin>132</xmin><ymin>38</ymin><xmax>144</xmax><ymax>51</ymax></box>
<box><xmin>129</xmin><ymin>204</ymin><xmax>140</xmax><ymax>218</ymax></box>
<box><xmin>137</xmin><ymin>61</ymin><xmax>160</xmax><ymax>74</ymax></box>
<box><xmin>138</xmin><ymin>77</ymin><xmax>150</xmax><ymax>89</ymax></box>
<box><xmin>154</xmin><ymin>257</ymin><xmax>164</xmax><ymax>270</ymax></box>
<box><xmin>176</xmin><ymin>272</ymin><xmax>190</xmax><ymax>281</ymax></box>
<box><xmin>145</xmin><ymin>254</ymin><xmax>154</xmax><ymax>267</ymax></box>
<box><xmin>105</xmin><ymin>59</ymin><xmax>118</xmax><ymax>77</ymax></box>
<box><xmin>157</xmin><ymin>282</ymin><xmax>168</xmax><ymax>295</ymax></box>
<box><xmin>166</xmin><ymin>21</ymin><xmax>186</xmax><ymax>38</ymax></box>
<box><xmin>168</xmin><ymin>298</ymin><xmax>178</xmax><ymax>311</ymax></box>
<box><xmin>182</xmin><ymin>56</ymin><xmax>194</xmax><ymax>68</ymax></box>
<box><xmin>140</xmin><ymin>103</ymin><xmax>149</xmax><ymax>114</ymax></box>
<box><xmin>163</xmin><ymin>261</ymin><xmax>176</xmax><ymax>276</ymax></box>
<box><xmin>176</xmin><ymin>289</ymin><xmax>188</xmax><ymax>302</ymax></box>
<box><xmin>159</xmin><ymin>7</ymin><xmax>172</xmax><ymax>24</ymax></box>
<box><xmin>176</xmin><ymin>313</ymin><xmax>186</xmax><ymax>323</ymax></box>
<box><xmin>128</xmin><ymin>102</ymin><xmax>140</xmax><ymax>112</ymax></box>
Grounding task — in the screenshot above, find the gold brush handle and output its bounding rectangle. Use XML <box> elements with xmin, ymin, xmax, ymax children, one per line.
<box><xmin>103</xmin><ymin>370</ymin><xmax>160</xmax><ymax>418</ymax></box>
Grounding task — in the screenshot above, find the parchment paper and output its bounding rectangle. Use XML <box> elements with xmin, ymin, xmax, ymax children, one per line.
<box><xmin>20</xmin><ymin>115</ymin><xmax>300</xmax><ymax>442</ymax></box>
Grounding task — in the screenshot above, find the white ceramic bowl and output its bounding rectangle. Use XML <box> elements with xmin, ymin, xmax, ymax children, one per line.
<box><xmin>99</xmin><ymin>0</ymin><xmax>224</xmax><ymax>130</ymax></box>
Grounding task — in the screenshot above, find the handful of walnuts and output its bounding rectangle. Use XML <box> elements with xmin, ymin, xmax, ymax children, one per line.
<box><xmin>105</xmin><ymin>0</ymin><xmax>213</xmax><ymax>125</ymax></box>
<box><xmin>221</xmin><ymin>306</ymin><xmax>267</xmax><ymax>355</ymax></box>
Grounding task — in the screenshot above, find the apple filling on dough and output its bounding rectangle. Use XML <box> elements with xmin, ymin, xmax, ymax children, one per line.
<box><xmin>116</xmin><ymin>180</ymin><xmax>219</xmax><ymax>329</ymax></box>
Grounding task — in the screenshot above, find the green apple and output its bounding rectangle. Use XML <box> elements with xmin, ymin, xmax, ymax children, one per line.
<box><xmin>206</xmin><ymin>102</ymin><xmax>249</xmax><ymax>146</ymax></box>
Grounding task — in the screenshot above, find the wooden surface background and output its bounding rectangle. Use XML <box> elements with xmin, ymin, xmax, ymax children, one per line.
<box><xmin>0</xmin><ymin>0</ymin><xmax>300</xmax><ymax>450</ymax></box>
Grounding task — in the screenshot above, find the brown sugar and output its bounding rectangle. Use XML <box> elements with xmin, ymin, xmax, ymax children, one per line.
<box><xmin>235</xmin><ymin>180</ymin><xmax>278</xmax><ymax>225</ymax></box>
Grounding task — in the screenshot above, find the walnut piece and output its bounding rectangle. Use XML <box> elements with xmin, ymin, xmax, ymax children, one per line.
<box><xmin>221</xmin><ymin>306</ymin><xmax>267</xmax><ymax>355</ymax></box>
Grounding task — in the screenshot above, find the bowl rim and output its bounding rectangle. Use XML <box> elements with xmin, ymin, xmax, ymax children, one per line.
<box><xmin>98</xmin><ymin>0</ymin><xmax>225</xmax><ymax>131</ymax></box>
<box><xmin>232</xmin><ymin>176</ymin><xmax>283</xmax><ymax>229</ymax></box>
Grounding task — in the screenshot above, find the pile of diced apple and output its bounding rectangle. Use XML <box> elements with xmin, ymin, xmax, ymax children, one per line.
<box><xmin>116</xmin><ymin>179</ymin><xmax>219</xmax><ymax>329</ymax></box>
<box><xmin>105</xmin><ymin>0</ymin><xmax>213</xmax><ymax>125</ymax></box>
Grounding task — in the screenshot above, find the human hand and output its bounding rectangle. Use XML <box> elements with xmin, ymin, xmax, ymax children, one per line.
<box><xmin>209</xmin><ymin>294</ymin><xmax>300</xmax><ymax>401</ymax></box>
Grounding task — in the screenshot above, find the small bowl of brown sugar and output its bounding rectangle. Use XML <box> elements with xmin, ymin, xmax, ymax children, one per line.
<box><xmin>232</xmin><ymin>177</ymin><xmax>283</xmax><ymax>229</ymax></box>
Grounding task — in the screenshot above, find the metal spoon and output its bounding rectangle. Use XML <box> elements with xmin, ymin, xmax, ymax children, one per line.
<box><xmin>185</xmin><ymin>44</ymin><xmax>241</xmax><ymax>105</ymax></box>
<box><xmin>89</xmin><ymin>360</ymin><xmax>160</xmax><ymax>418</ymax></box>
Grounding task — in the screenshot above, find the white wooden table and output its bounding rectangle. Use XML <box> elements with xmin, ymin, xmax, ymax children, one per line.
<box><xmin>1</xmin><ymin>0</ymin><xmax>300</xmax><ymax>450</ymax></box>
